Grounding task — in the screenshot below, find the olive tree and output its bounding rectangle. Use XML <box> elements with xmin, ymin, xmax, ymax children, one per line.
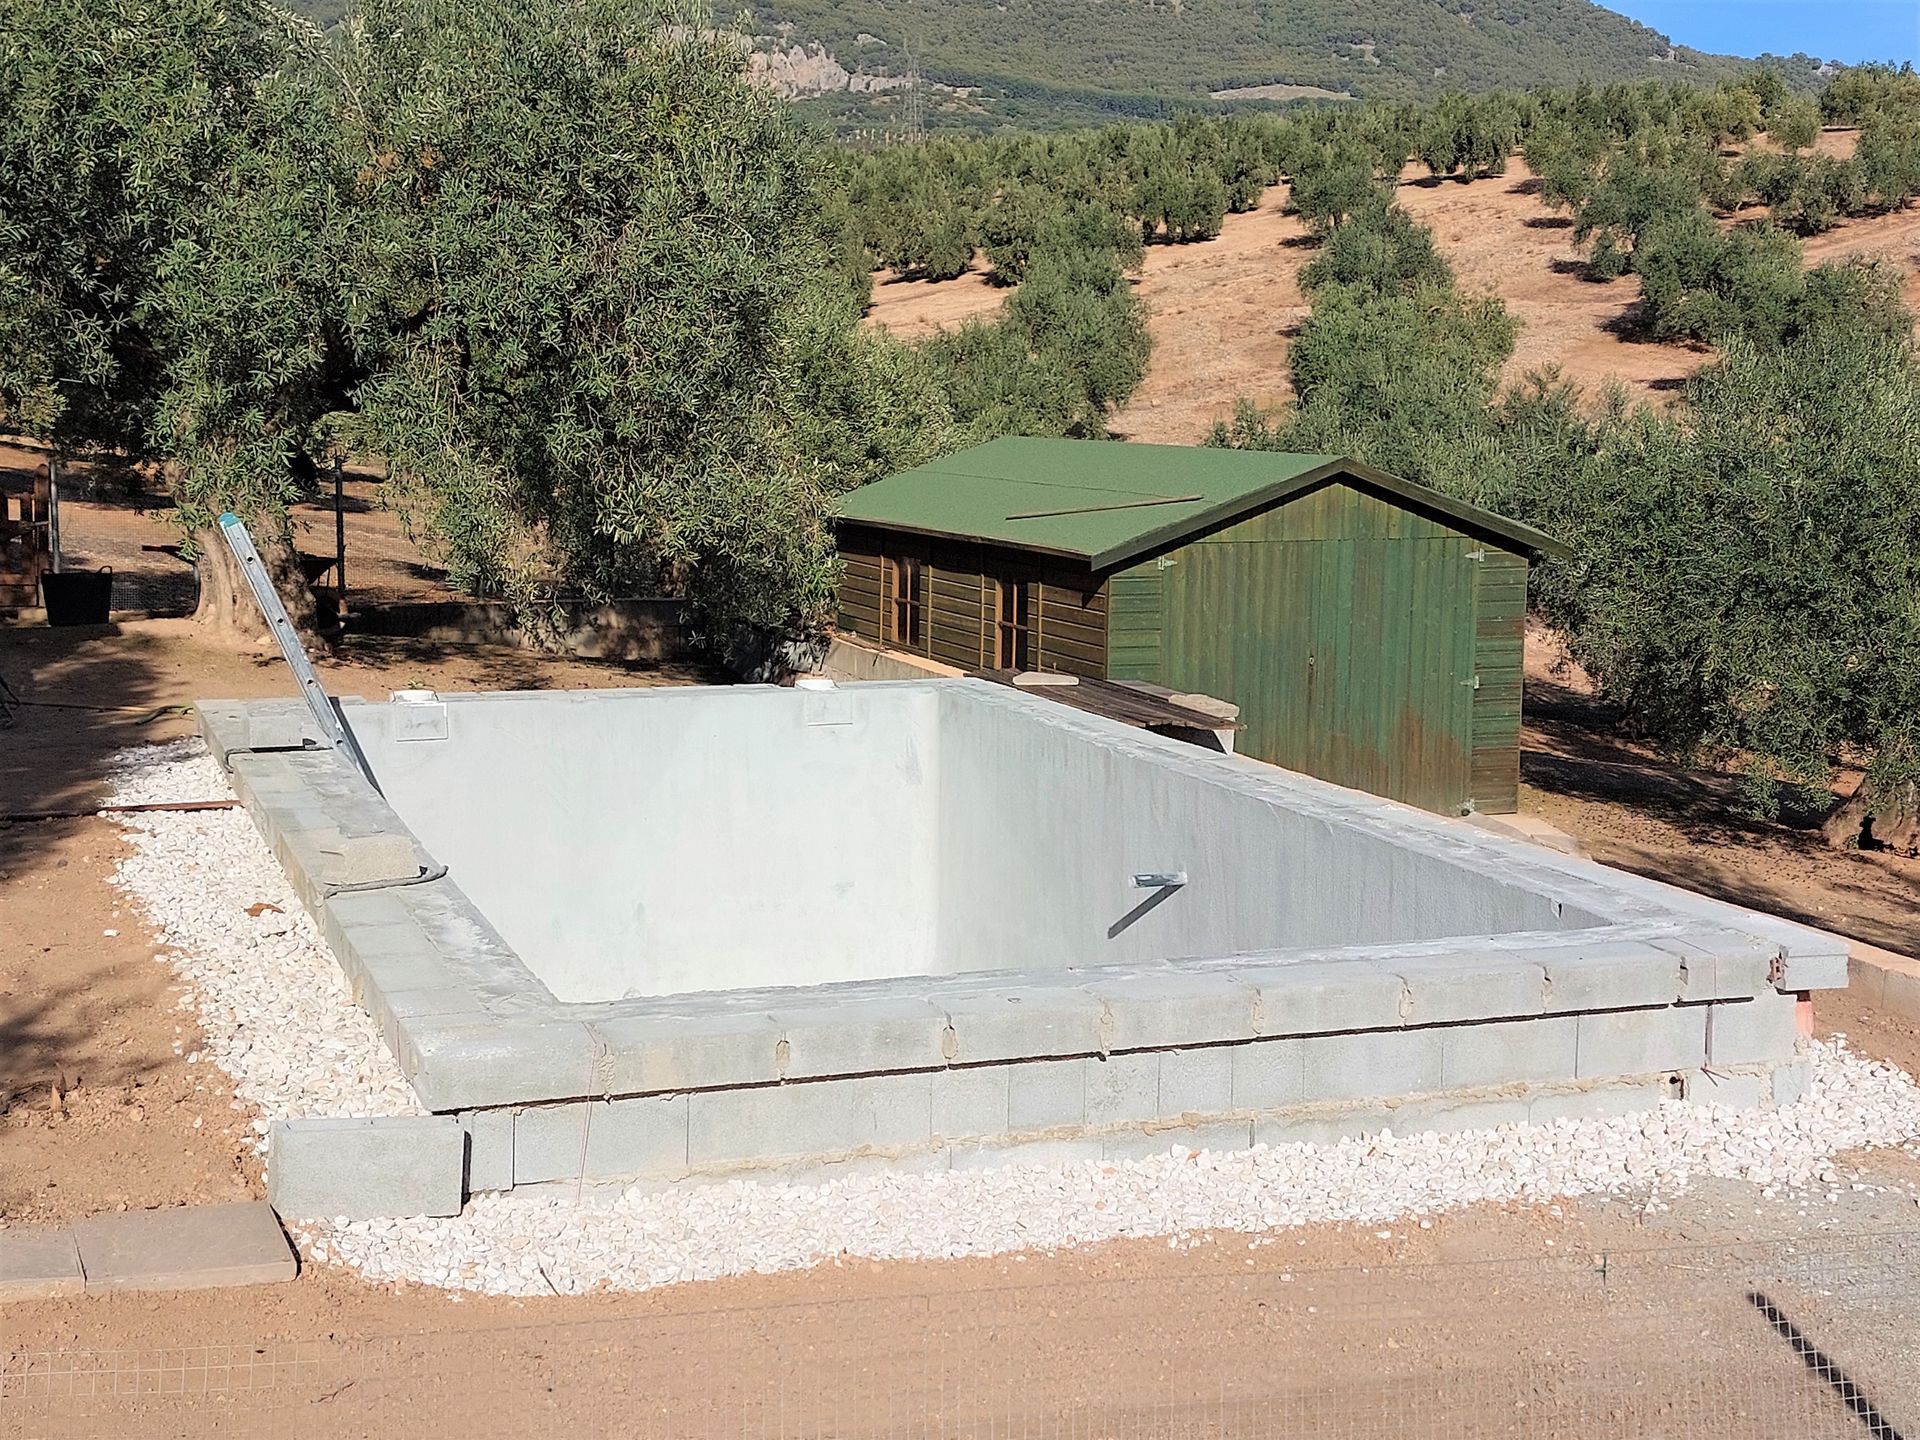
<box><xmin>3</xmin><ymin>0</ymin><xmax>935</xmax><ymax>643</ymax></box>
<box><xmin>0</xmin><ymin>0</ymin><xmax>336</xmax><ymax>634</ymax></box>
<box><xmin>1499</xmin><ymin>319</ymin><xmax>1920</xmax><ymax>852</ymax></box>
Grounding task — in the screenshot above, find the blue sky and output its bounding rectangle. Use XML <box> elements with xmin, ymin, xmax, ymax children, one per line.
<box><xmin>1606</xmin><ymin>0</ymin><xmax>1920</xmax><ymax>66</ymax></box>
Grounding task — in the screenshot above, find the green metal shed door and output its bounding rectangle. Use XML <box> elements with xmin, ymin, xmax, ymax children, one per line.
<box><xmin>1163</xmin><ymin>535</ymin><xmax>1480</xmax><ymax>814</ymax></box>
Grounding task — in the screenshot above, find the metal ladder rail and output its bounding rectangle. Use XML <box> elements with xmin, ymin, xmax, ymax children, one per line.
<box><xmin>217</xmin><ymin>512</ymin><xmax>376</xmax><ymax>786</ymax></box>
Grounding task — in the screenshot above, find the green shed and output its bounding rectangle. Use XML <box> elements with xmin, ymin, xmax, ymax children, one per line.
<box><xmin>831</xmin><ymin>437</ymin><xmax>1567</xmax><ymax>817</ymax></box>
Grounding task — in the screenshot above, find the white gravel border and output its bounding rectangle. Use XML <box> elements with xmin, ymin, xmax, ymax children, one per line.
<box><xmin>103</xmin><ymin>738</ymin><xmax>1920</xmax><ymax>1298</ymax></box>
<box><xmin>104</xmin><ymin>737</ymin><xmax>423</xmax><ymax>1148</ymax></box>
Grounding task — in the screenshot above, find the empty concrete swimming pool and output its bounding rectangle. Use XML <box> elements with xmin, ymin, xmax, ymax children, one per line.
<box><xmin>196</xmin><ymin>680</ymin><xmax>1847</xmax><ymax>1220</ymax></box>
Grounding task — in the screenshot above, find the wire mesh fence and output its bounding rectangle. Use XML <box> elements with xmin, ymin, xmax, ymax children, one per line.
<box><xmin>6</xmin><ymin>1229</ymin><xmax>1919</xmax><ymax>1439</ymax></box>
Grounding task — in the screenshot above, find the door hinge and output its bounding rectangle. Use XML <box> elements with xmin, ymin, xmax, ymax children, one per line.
<box><xmin>1156</xmin><ymin>554</ymin><xmax>1177</xmax><ymax>570</ymax></box>
<box><xmin>1460</xmin><ymin>674</ymin><xmax>1481</xmax><ymax>689</ymax></box>
<box><xmin>1464</xmin><ymin>548</ymin><xmax>1488</xmax><ymax>562</ymax></box>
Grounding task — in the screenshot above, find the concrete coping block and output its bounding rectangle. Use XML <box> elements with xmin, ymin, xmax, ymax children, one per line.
<box><xmin>269</xmin><ymin>1116</ymin><xmax>467</xmax><ymax>1221</ymax></box>
<box><xmin>775</xmin><ymin>997</ymin><xmax>953</xmax><ymax>1080</ymax></box>
<box><xmin>1540</xmin><ymin>941</ymin><xmax>1686</xmax><ymax>1014</ymax></box>
<box><xmin>590</xmin><ymin>1010</ymin><xmax>787</xmax><ymax>1094</ymax></box>
<box><xmin>323</xmin><ymin>886</ymin><xmax>417</xmax><ymax>933</ymax></box>
<box><xmin>932</xmin><ymin>986</ymin><xmax>1107</xmax><ymax>1065</ymax></box>
<box><xmin>246</xmin><ymin>712</ymin><xmax>318</xmax><ymax>751</ymax></box>
<box><xmin>72</xmin><ymin>1202</ymin><xmax>297</xmax><ymax>1295</ymax></box>
<box><xmin>1081</xmin><ymin>969</ymin><xmax>1260</xmax><ymax>1051</ymax></box>
<box><xmin>1656</xmin><ymin>931</ymin><xmax>1777</xmax><ymax>1001</ymax></box>
<box><xmin>401</xmin><ymin>1016</ymin><xmax>604</xmax><ymax>1111</ymax></box>
<box><xmin>1226</xmin><ymin>957</ymin><xmax>1409</xmax><ymax>1035</ymax></box>
<box><xmin>0</xmin><ymin>1226</ymin><xmax>85</xmax><ymax>1301</ymax></box>
<box><xmin>199</xmin><ymin>699</ymin><xmax>311</xmax><ymax>766</ymax></box>
<box><xmin>194</xmin><ymin>700</ymin><xmax>250</xmax><ymax>766</ymax></box>
<box><xmin>1775</xmin><ymin>947</ymin><xmax>1850</xmax><ymax>993</ymax></box>
<box><xmin>1395</xmin><ymin>955</ymin><xmax>1548</xmax><ymax>1025</ymax></box>
<box><xmin>317</xmin><ymin>833</ymin><xmax>422</xmax><ymax>888</ymax></box>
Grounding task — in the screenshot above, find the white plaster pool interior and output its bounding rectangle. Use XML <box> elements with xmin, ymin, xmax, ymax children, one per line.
<box><xmin>342</xmin><ymin>682</ymin><xmax>1611</xmax><ymax>1005</ymax></box>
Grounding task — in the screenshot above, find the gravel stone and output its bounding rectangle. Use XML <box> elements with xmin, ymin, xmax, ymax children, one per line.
<box><xmin>104</xmin><ymin>739</ymin><xmax>424</xmax><ymax>1160</ymax></box>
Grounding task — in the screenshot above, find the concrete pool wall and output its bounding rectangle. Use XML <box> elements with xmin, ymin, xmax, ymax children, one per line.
<box><xmin>195</xmin><ymin>681</ymin><xmax>1849</xmax><ymax>1221</ymax></box>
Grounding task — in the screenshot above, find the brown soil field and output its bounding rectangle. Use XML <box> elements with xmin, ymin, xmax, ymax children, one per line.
<box><xmin>865</xmin><ymin>130</ymin><xmax>1920</xmax><ymax>445</ymax></box>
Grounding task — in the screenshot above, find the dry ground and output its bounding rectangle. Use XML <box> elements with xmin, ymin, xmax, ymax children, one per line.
<box><xmin>5</xmin><ymin>596</ymin><xmax>1920</xmax><ymax>1360</ymax></box>
<box><xmin>865</xmin><ymin>130</ymin><xmax>1920</xmax><ymax>445</ymax></box>
<box><xmin>1</xmin><ymin>439</ymin><xmax>462</xmax><ymax>618</ymax></box>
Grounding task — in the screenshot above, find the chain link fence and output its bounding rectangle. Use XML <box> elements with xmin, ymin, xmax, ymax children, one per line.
<box><xmin>6</xmin><ymin>1230</ymin><xmax>1918</xmax><ymax>1438</ymax></box>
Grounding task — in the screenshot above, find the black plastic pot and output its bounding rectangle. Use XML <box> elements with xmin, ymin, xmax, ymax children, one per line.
<box><xmin>42</xmin><ymin>567</ymin><xmax>113</xmax><ymax>626</ymax></box>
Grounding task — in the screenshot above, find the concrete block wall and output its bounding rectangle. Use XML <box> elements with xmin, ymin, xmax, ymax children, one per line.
<box><xmin>412</xmin><ymin>996</ymin><xmax>1802</xmax><ymax>1207</ymax></box>
<box><xmin>199</xmin><ymin>683</ymin><xmax>1847</xmax><ymax>1220</ymax></box>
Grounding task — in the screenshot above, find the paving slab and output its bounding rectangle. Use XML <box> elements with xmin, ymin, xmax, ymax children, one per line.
<box><xmin>72</xmin><ymin>1202</ymin><xmax>297</xmax><ymax>1295</ymax></box>
<box><xmin>0</xmin><ymin>1226</ymin><xmax>84</xmax><ymax>1301</ymax></box>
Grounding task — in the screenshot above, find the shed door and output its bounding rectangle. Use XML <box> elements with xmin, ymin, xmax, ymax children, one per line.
<box><xmin>1163</xmin><ymin>534</ymin><xmax>1480</xmax><ymax>814</ymax></box>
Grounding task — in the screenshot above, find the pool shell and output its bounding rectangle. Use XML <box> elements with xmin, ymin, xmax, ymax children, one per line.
<box><xmin>195</xmin><ymin>682</ymin><xmax>1848</xmax><ymax>1223</ymax></box>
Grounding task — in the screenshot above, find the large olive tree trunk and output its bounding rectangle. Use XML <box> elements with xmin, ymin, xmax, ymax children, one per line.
<box><xmin>1823</xmin><ymin>780</ymin><xmax>1920</xmax><ymax>856</ymax></box>
<box><xmin>191</xmin><ymin>520</ymin><xmax>318</xmax><ymax>647</ymax></box>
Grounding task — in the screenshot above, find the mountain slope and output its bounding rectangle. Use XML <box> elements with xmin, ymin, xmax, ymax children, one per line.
<box><xmin>755</xmin><ymin>0</ymin><xmax>1772</xmax><ymax>129</ymax></box>
<box><xmin>279</xmin><ymin>0</ymin><xmax>1815</xmax><ymax>133</ymax></box>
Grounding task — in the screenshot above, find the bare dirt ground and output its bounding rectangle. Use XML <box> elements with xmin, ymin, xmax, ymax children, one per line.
<box><xmin>864</xmin><ymin>131</ymin><xmax>1920</xmax><ymax>444</ymax></box>
<box><xmin>5</xmin><ymin>600</ymin><xmax>1920</xmax><ymax>1367</ymax></box>
<box><xmin>1521</xmin><ymin>623</ymin><xmax>1920</xmax><ymax>956</ymax></box>
<box><xmin>0</xmin><ymin>485</ymin><xmax>723</xmax><ymax>1230</ymax></box>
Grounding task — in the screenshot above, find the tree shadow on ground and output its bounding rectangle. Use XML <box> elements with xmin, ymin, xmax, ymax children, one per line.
<box><xmin>1521</xmin><ymin>670</ymin><xmax>1920</xmax><ymax>953</ymax></box>
<box><xmin>331</xmin><ymin>632</ymin><xmax>730</xmax><ymax>693</ymax></box>
<box><xmin>0</xmin><ymin>623</ymin><xmax>189</xmax><ymax>818</ymax></box>
<box><xmin>0</xmin><ymin>965</ymin><xmax>175</xmax><ymax>1104</ymax></box>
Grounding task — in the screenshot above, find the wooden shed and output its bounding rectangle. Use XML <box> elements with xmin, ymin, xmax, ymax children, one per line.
<box><xmin>831</xmin><ymin>437</ymin><xmax>1566</xmax><ymax>816</ymax></box>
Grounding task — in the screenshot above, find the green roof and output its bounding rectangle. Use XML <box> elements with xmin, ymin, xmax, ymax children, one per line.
<box><xmin>831</xmin><ymin>437</ymin><xmax>1566</xmax><ymax>571</ymax></box>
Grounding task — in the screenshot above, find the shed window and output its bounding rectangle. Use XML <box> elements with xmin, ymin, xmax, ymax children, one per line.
<box><xmin>885</xmin><ymin>555</ymin><xmax>924</xmax><ymax>649</ymax></box>
<box><xmin>994</xmin><ymin>576</ymin><xmax>1031</xmax><ymax>670</ymax></box>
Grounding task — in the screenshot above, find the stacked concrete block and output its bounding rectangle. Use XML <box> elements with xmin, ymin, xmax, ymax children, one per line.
<box><xmin>269</xmin><ymin>1117</ymin><xmax>465</xmax><ymax>1220</ymax></box>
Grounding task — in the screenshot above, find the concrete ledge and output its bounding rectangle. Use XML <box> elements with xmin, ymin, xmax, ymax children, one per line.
<box><xmin>432</xmin><ymin>1062</ymin><xmax>1794</xmax><ymax>1205</ymax></box>
<box><xmin>821</xmin><ymin>633</ymin><xmax>965</xmax><ymax>682</ymax></box>
<box><xmin>1845</xmin><ymin>940</ymin><xmax>1920</xmax><ymax>1023</ymax></box>
<box><xmin>72</xmin><ymin>1202</ymin><xmax>296</xmax><ymax>1295</ymax></box>
<box><xmin>0</xmin><ymin>1227</ymin><xmax>84</xmax><ymax>1301</ymax></box>
<box><xmin>278</xmin><ymin>1031</ymin><xmax>1807</xmax><ymax>1216</ymax></box>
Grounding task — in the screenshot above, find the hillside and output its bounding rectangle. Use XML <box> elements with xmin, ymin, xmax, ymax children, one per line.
<box><xmin>755</xmin><ymin>0</ymin><xmax>1801</xmax><ymax>132</ymax></box>
<box><xmin>280</xmin><ymin>0</ymin><xmax>1821</xmax><ymax>133</ymax></box>
<box><xmin>865</xmin><ymin>129</ymin><xmax>1920</xmax><ymax>442</ymax></box>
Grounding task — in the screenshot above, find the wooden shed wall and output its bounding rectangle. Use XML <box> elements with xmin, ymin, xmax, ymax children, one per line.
<box><xmin>1468</xmin><ymin>549</ymin><xmax>1527</xmax><ymax>815</ymax></box>
<box><xmin>834</xmin><ymin>526</ymin><xmax>1106</xmax><ymax>676</ymax></box>
<box><xmin>1100</xmin><ymin>480</ymin><xmax>1526</xmax><ymax>815</ymax></box>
